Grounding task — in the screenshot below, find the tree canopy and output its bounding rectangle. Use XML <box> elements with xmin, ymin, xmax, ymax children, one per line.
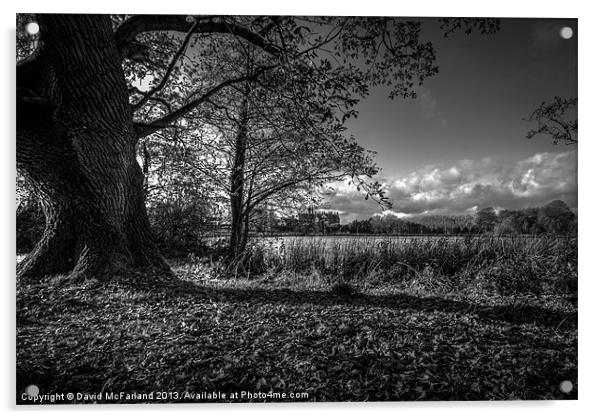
<box><xmin>525</xmin><ymin>96</ymin><xmax>577</xmax><ymax>145</ymax></box>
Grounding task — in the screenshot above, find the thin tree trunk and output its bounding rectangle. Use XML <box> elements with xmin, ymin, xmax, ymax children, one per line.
<box><xmin>16</xmin><ymin>14</ymin><xmax>170</xmax><ymax>281</ymax></box>
<box><xmin>228</xmin><ymin>90</ymin><xmax>251</xmax><ymax>260</ymax></box>
<box><xmin>241</xmin><ymin>210</ymin><xmax>251</xmax><ymax>253</ymax></box>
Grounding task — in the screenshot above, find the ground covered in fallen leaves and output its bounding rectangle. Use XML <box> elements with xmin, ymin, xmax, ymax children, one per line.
<box><xmin>17</xmin><ymin>260</ymin><xmax>577</xmax><ymax>403</ymax></box>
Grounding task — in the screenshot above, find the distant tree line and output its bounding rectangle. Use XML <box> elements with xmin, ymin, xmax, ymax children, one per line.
<box><xmin>248</xmin><ymin>199</ymin><xmax>577</xmax><ymax>236</ymax></box>
<box><xmin>337</xmin><ymin>200</ymin><xmax>576</xmax><ymax>236</ymax></box>
<box><xmin>340</xmin><ymin>213</ymin><xmax>474</xmax><ymax>235</ymax></box>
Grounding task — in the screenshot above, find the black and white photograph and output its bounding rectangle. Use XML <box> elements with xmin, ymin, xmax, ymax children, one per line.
<box><xmin>14</xmin><ymin>6</ymin><xmax>580</xmax><ymax>405</ymax></box>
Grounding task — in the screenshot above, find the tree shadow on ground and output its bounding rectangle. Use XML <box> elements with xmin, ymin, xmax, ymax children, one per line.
<box><xmin>122</xmin><ymin>275</ymin><xmax>577</xmax><ymax>331</ymax></box>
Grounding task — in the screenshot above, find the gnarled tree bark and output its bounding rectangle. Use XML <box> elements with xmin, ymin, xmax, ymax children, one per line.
<box><xmin>17</xmin><ymin>14</ymin><xmax>170</xmax><ymax>281</ymax></box>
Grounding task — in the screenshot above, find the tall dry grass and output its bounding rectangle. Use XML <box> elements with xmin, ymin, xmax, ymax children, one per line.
<box><xmin>233</xmin><ymin>236</ymin><xmax>577</xmax><ymax>295</ymax></box>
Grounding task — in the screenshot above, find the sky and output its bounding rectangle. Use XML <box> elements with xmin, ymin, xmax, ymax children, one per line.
<box><xmin>327</xmin><ymin>17</ymin><xmax>578</xmax><ymax>223</ymax></box>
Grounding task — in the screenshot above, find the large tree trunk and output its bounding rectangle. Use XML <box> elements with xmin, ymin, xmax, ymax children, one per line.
<box><xmin>16</xmin><ymin>14</ymin><xmax>170</xmax><ymax>281</ymax></box>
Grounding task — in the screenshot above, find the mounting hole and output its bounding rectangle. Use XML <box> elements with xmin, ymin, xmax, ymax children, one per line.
<box><xmin>559</xmin><ymin>380</ymin><xmax>573</xmax><ymax>393</ymax></box>
<box><xmin>560</xmin><ymin>26</ymin><xmax>573</xmax><ymax>40</ymax></box>
<box><xmin>25</xmin><ymin>384</ymin><xmax>39</xmax><ymax>397</ymax></box>
<box><xmin>25</xmin><ymin>22</ymin><xmax>39</xmax><ymax>35</ymax></box>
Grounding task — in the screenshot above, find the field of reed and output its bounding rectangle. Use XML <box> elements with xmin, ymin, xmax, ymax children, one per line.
<box><xmin>228</xmin><ymin>236</ymin><xmax>577</xmax><ymax>296</ymax></box>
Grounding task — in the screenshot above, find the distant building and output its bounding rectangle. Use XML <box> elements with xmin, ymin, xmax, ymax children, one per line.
<box><xmin>254</xmin><ymin>206</ymin><xmax>277</xmax><ymax>232</ymax></box>
<box><xmin>298</xmin><ymin>207</ymin><xmax>341</xmax><ymax>234</ymax></box>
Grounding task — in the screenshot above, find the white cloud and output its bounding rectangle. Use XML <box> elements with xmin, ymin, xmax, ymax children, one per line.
<box><xmin>325</xmin><ymin>150</ymin><xmax>577</xmax><ymax>222</ymax></box>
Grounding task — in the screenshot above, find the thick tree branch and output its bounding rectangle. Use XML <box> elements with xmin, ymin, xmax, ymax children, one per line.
<box><xmin>134</xmin><ymin>66</ymin><xmax>275</xmax><ymax>138</ymax></box>
<box><xmin>115</xmin><ymin>15</ymin><xmax>282</xmax><ymax>58</ymax></box>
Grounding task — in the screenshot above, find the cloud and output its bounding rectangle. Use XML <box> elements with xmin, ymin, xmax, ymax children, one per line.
<box><xmin>325</xmin><ymin>150</ymin><xmax>576</xmax><ymax>222</ymax></box>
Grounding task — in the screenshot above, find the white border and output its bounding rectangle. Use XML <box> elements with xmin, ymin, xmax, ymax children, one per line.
<box><xmin>2</xmin><ymin>1</ymin><xmax>599</xmax><ymax>418</ymax></box>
